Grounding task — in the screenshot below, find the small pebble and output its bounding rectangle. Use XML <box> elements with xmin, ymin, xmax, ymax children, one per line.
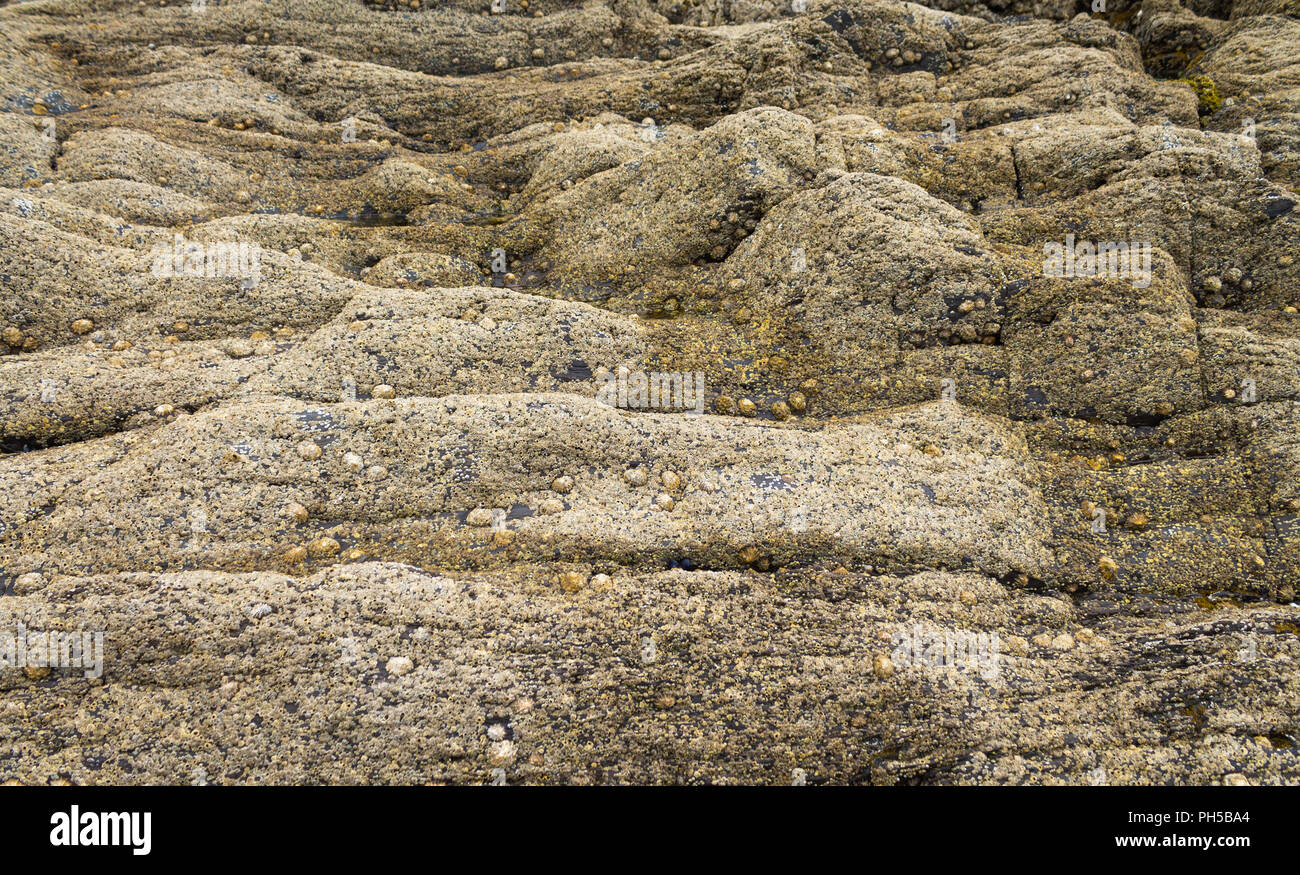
<box><xmin>386</xmin><ymin>656</ymin><xmax>414</xmax><ymax>677</ymax></box>
<box><xmin>14</xmin><ymin>572</ymin><xmax>43</xmax><ymax>595</ymax></box>
<box><xmin>1051</xmin><ymin>633</ymin><xmax>1075</xmax><ymax>651</ymax></box>
<box><xmin>466</xmin><ymin>507</ymin><xmax>495</xmax><ymax>527</ymax></box>
<box><xmin>489</xmin><ymin>740</ymin><xmax>517</xmax><ymax>765</ymax></box>
<box><xmin>308</xmin><ymin>537</ymin><xmax>340</xmax><ymax>557</ymax></box>
<box><xmin>873</xmin><ymin>654</ymin><xmax>895</xmax><ymax>679</ymax></box>
<box><xmin>298</xmin><ymin>440</ymin><xmax>322</xmax><ymax>460</ymax></box>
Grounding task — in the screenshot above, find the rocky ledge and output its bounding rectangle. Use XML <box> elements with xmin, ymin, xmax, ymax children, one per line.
<box><xmin>0</xmin><ymin>0</ymin><xmax>1297</xmax><ymax>784</ymax></box>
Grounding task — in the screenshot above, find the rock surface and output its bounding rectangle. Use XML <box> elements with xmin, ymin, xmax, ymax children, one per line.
<box><xmin>0</xmin><ymin>0</ymin><xmax>1297</xmax><ymax>784</ymax></box>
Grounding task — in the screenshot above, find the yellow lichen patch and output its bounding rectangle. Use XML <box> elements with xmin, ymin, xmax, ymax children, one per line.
<box><xmin>1180</xmin><ymin>74</ymin><xmax>1222</xmax><ymax>117</ymax></box>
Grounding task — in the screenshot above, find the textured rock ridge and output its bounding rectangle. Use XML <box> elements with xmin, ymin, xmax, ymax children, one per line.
<box><xmin>0</xmin><ymin>0</ymin><xmax>1297</xmax><ymax>784</ymax></box>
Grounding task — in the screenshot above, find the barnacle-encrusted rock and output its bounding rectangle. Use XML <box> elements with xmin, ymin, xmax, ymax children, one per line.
<box><xmin>1</xmin><ymin>0</ymin><xmax>1297</xmax><ymax>786</ymax></box>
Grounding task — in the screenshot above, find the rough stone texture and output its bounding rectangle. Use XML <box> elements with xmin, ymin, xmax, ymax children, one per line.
<box><xmin>0</xmin><ymin>0</ymin><xmax>1297</xmax><ymax>785</ymax></box>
